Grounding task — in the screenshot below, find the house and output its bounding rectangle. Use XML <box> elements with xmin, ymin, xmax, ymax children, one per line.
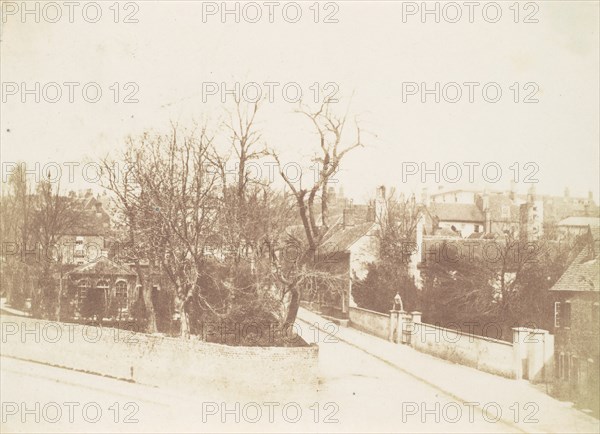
<box><xmin>428</xmin><ymin>186</ymin><xmax>535</xmax><ymax>238</ymax></box>
<box><xmin>549</xmin><ymin>226</ymin><xmax>600</xmax><ymax>412</ymax></box>
<box><xmin>56</xmin><ymin>190</ymin><xmax>113</xmax><ymax>265</ymax></box>
<box><xmin>62</xmin><ymin>255</ymin><xmax>138</xmax><ymax>321</ymax></box>
<box><xmin>298</xmin><ymin>187</ymin><xmax>384</xmax><ymax>318</ymax></box>
<box><xmin>427</xmin><ymin>202</ymin><xmax>485</xmax><ymax>237</ymax></box>
<box><xmin>557</xmin><ymin>216</ymin><xmax>600</xmax><ymax>238</ymax></box>
<box><xmin>542</xmin><ymin>189</ymin><xmax>599</xmax><ymax>231</ymax></box>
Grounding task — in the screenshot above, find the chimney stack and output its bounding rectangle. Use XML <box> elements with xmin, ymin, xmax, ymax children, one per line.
<box><xmin>343</xmin><ymin>199</ymin><xmax>355</xmax><ymax>228</ymax></box>
<box><xmin>421</xmin><ymin>187</ymin><xmax>429</xmax><ymax>206</ymax></box>
<box><xmin>374</xmin><ymin>186</ymin><xmax>388</xmax><ymax>225</ymax></box>
<box><xmin>509</xmin><ymin>180</ymin><xmax>516</xmax><ymax>201</ymax></box>
<box><xmin>482</xmin><ymin>188</ymin><xmax>490</xmax><ymax>211</ymax></box>
<box><xmin>528</xmin><ymin>184</ymin><xmax>537</xmax><ymax>203</ymax></box>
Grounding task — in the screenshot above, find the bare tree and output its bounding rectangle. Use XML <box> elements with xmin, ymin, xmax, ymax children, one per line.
<box><xmin>269</xmin><ymin>99</ymin><xmax>364</xmax><ymax>326</ymax></box>
<box><xmin>34</xmin><ymin>176</ymin><xmax>86</xmax><ymax>320</ymax></box>
<box><xmin>0</xmin><ymin>164</ymin><xmax>36</xmax><ymax>309</ymax></box>
<box><xmin>104</xmin><ymin>126</ymin><xmax>221</xmax><ymax>337</ymax></box>
<box><xmin>103</xmin><ymin>142</ymin><xmax>159</xmax><ymax>334</ymax></box>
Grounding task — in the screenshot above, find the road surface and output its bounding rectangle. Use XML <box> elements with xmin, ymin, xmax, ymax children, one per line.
<box><xmin>1</xmin><ymin>330</ymin><xmax>523</xmax><ymax>433</ymax></box>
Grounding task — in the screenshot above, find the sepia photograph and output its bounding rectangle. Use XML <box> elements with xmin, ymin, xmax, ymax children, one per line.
<box><xmin>1</xmin><ymin>1</ymin><xmax>599</xmax><ymax>432</ymax></box>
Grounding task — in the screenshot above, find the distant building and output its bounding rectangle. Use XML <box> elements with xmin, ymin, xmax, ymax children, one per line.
<box><xmin>298</xmin><ymin>187</ymin><xmax>383</xmax><ymax>318</ymax></box>
<box><xmin>56</xmin><ymin>190</ymin><xmax>113</xmax><ymax>265</ymax></box>
<box><xmin>428</xmin><ymin>202</ymin><xmax>485</xmax><ymax>237</ymax></box>
<box><xmin>427</xmin><ymin>186</ymin><xmax>597</xmax><ymax>241</ymax></box>
<box><xmin>557</xmin><ymin>216</ymin><xmax>600</xmax><ymax>238</ymax></box>
<box><xmin>63</xmin><ymin>255</ymin><xmax>138</xmax><ymax>320</ymax></box>
<box><xmin>519</xmin><ymin>186</ymin><xmax>544</xmax><ymax>242</ymax></box>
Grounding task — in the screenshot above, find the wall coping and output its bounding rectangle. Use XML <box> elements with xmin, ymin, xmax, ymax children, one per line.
<box><xmin>349</xmin><ymin>306</ymin><xmax>389</xmax><ymax>318</ymax></box>
<box><xmin>416</xmin><ymin>321</ymin><xmax>513</xmax><ymax>346</ymax></box>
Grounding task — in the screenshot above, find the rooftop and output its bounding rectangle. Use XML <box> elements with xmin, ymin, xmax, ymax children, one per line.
<box><xmin>550</xmin><ymin>228</ymin><xmax>600</xmax><ymax>292</ymax></box>
<box><xmin>429</xmin><ymin>203</ymin><xmax>485</xmax><ymax>223</ymax></box>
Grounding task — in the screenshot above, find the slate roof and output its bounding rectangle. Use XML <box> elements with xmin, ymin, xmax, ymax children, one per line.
<box><xmin>557</xmin><ymin>216</ymin><xmax>600</xmax><ymax>228</ymax></box>
<box><xmin>66</xmin><ymin>256</ymin><xmax>137</xmax><ymax>277</ymax></box>
<box><xmin>429</xmin><ymin>203</ymin><xmax>485</xmax><ymax>223</ymax></box>
<box><xmin>321</xmin><ymin>221</ymin><xmax>376</xmax><ymax>252</ymax></box>
<box><xmin>550</xmin><ymin>228</ymin><xmax>600</xmax><ymax>292</ymax></box>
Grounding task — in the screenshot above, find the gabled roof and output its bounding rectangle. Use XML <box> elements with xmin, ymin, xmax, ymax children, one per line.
<box><xmin>550</xmin><ymin>229</ymin><xmax>600</xmax><ymax>292</ymax></box>
<box><xmin>66</xmin><ymin>256</ymin><xmax>136</xmax><ymax>277</ymax></box>
<box><xmin>557</xmin><ymin>216</ymin><xmax>600</xmax><ymax>228</ymax></box>
<box><xmin>321</xmin><ymin>221</ymin><xmax>376</xmax><ymax>252</ymax></box>
<box><xmin>429</xmin><ymin>203</ymin><xmax>485</xmax><ymax>223</ymax></box>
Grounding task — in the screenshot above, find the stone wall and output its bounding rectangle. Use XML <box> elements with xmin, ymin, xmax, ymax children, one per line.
<box><xmin>347</xmin><ymin>307</ymin><xmax>553</xmax><ymax>382</ymax></box>
<box><xmin>349</xmin><ymin>306</ymin><xmax>390</xmax><ymax>340</ymax></box>
<box><xmin>0</xmin><ymin>315</ymin><xmax>319</xmax><ymax>393</ymax></box>
<box><xmin>410</xmin><ymin>321</ymin><xmax>515</xmax><ymax>378</ymax></box>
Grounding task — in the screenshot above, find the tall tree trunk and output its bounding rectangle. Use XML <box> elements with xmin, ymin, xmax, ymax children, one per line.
<box><xmin>55</xmin><ymin>274</ymin><xmax>63</xmax><ymax>322</ymax></box>
<box><xmin>142</xmin><ymin>283</ymin><xmax>157</xmax><ymax>333</ymax></box>
<box><xmin>321</xmin><ymin>180</ymin><xmax>329</xmax><ymax>230</ymax></box>
<box><xmin>284</xmin><ymin>285</ymin><xmax>300</xmax><ymax>328</ymax></box>
<box><xmin>175</xmin><ymin>279</ymin><xmax>192</xmax><ymax>339</ymax></box>
<box><xmin>178</xmin><ymin>288</ymin><xmax>190</xmax><ymax>338</ymax></box>
<box><xmin>133</xmin><ymin>262</ymin><xmax>157</xmax><ymax>333</ymax></box>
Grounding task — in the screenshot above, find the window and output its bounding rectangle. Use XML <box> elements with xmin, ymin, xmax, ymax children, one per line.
<box><xmin>77</xmin><ymin>279</ymin><xmax>90</xmax><ymax>302</ymax></box>
<box><xmin>74</xmin><ymin>236</ymin><xmax>85</xmax><ymax>258</ymax></box>
<box><xmin>558</xmin><ymin>352</ymin><xmax>566</xmax><ymax>380</ymax></box>
<box><xmin>474</xmin><ymin>225</ymin><xmax>480</xmax><ymax>233</ymax></box>
<box><xmin>501</xmin><ymin>206</ymin><xmax>510</xmax><ymax>219</ymax></box>
<box><xmin>554</xmin><ymin>301</ymin><xmax>571</xmax><ymax>328</ymax></box>
<box><xmin>115</xmin><ymin>281</ymin><xmax>128</xmax><ymax>311</ymax></box>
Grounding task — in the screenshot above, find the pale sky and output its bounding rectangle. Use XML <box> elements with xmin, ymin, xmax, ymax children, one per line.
<box><xmin>1</xmin><ymin>1</ymin><xmax>599</xmax><ymax>203</ymax></box>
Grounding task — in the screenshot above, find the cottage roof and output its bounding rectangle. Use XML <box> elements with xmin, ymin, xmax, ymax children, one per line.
<box><xmin>321</xmin><ymin>221</ymin><xmax>376</xmax><ymax>253</ymax></box>
<box><xmin>66</xmin><ymin>256</ymin><xmax>136</xmax><ymax>277</ymax></box>
<box><xmin>550</xmin><ymin>228</ymin><xmax>600</xmax><ymax>292</ymax></box>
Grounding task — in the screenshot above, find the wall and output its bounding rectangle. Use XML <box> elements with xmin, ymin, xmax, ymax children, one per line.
<box><xmin>349</xmin><ymin>230</ymin><xmax>379</xmax><ymax>281</ymax></box>
<box><xmin>347</xmin><ymin>308</ymin><xmax>553</xmax><ymax>382</ymax></box>
<box><xmin>0</xmin><ymin>315</ymin><xmax>319</xmax><ymax>393</ymax></box>
<box><xmin>349</xmin><ymin>306</ymin><xmax>390</xmax><ymax>340</ymax></box>
<box><xmin>410</xmin><ymin>321</ymin><xmax>515</xmax><ymax>378</ymax></box>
